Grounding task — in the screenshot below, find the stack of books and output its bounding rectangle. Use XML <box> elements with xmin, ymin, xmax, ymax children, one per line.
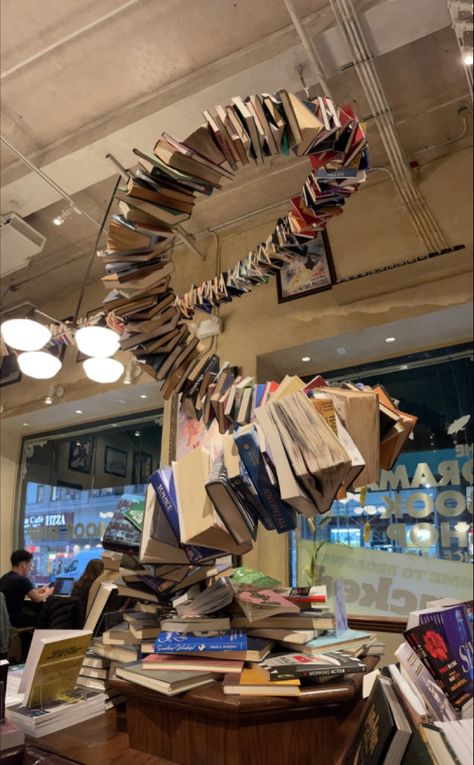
<box><xmin>341</xmin><ymin>598</ymin><xmax>473</xmax><ymax>765</ymax></box>
<box><xmin>82</xmin><ymin>555</ymin><xmax>380</xmax><ymax>700</ymax></box>
<box><xmin>93</xmin><ymin>91</ymin><xmax>368</xmax><ymax>399</ymax></box>
<box><xmin>76</xmin><ymin>650</ymin><xmax>126</xmax><ymax>710</ymax></box>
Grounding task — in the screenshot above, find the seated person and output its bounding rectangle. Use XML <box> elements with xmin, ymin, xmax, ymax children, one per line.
<box><xmin>0</xmin><ymin>549</ymin><xmax>53</xmax><ymax>657</ymax></box>
<box><xmin>71</xmin><ymin>559</ymin><xmax>104</xmax><ymax>627</ymax></box>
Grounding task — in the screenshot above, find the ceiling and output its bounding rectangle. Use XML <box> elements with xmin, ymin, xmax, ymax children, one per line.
<box><xmin>0</xmin><ymin>0</ymin><xmax>472</xmax><ymax>311</ymax></box>
<box><xmin>257</xmin><ymin>302</ymin><xmax>474</xmax><ymax>379</ymax></box>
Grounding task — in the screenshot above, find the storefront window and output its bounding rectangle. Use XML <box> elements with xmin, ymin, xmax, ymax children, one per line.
<box><xmin>291</xmin><ymin>345</ymin><xmax>473</xmax><ymax>614</ymax></box>
<box><xmin>17</xmin><ymin>412</ymin><xmax>162</xmax><ymax>584</ymax></box>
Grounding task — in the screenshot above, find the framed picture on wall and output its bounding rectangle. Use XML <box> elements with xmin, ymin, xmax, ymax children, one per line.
<box><xmin>104</xmin><ymin>446</ymin><xmax>128</xmax><ymax>478</ymax></box>
<box><xmin>68</xmin><ymin>436</ymin><xmax>95</xmax><ymax>474</ymax></box>
<box><xmin>132</xmin><ymin>451</ymin><xmax>153</xmax><ymax>484</ymax></box>
<box><xmin>276</xmin><ymin>229</ymin><xmax>336</xmax><ymax>303</ymax></box>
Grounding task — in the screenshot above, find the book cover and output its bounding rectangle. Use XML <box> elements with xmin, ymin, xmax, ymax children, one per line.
<box><xmin>404</xmin><ymin>622</ymin><xmax>471</xmax><ymax>710</ymax></box>
<box><xmin>101</xmin><ymin>496</ymin><xmax>142</xmax><ymax>554</ymax></box>
<box><xmin>234</xmin><ymin>427</ymin><xmax>297</xmax><ymax>533</ymax></box>
<box><xmin>418</xmin><ymin>605</ymin><xmax>474</xmax><ymax>692</ymax></box>
<box><xmin>154</xmin><ymin>630</ymin><xmax>248</xmax><ymax>653</ymax></box>
<box><xmin>19</xmin><ymin>630</ymin><xmax>92</xmax><ymax>707</ymax></box>
<box><xmin>261</xmin><ymin>651</ymin><xmax>366</xmax><ymax>681</ymax></box>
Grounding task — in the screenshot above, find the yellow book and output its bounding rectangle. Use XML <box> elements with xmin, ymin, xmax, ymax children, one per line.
<box><xmin>267</xmin><ymin>375</ymin><xmax>305</xmax><ymax>403</ymax></box>
<box><xmin>19</xmin><ymin>630</ymin><xmax>91</xmax><ymax>707</ymax></box>
<box><xmin>223</xmin><ymin>665</ymin><xmax>300</xmax><ymax>696</ymax></box>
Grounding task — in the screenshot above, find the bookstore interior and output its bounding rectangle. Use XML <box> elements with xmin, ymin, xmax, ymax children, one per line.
<box><xmin>0</xmin><ymin>1</ymin><xmax>473</xmax><ymax>764</ymax></box>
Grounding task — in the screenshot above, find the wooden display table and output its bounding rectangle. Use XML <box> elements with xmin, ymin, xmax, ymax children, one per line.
<box><xmin>110</xmin><ymin>656</ymin><xmax>378</xmax><ymax>765</ymax></box>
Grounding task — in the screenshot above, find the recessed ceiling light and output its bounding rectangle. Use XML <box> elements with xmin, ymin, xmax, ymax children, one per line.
<box><xmin>111</xmin><ymin>423</ymin><xmax>118</xmax><ymax>428</ymax></box>
<box><xmin>22</xmin><ymin>422</ymin><xmax>29</xmax><ymax>427</ymax></box>
<box><xmin>118</xmin><ymin>399</ymin><xmax>126</xmax><ymax>404</ymax></box>
<box><xmin>134</xmin><ymin>431</ymin><xmax>140</xmax><ymax>437</ymax></box>
<box><xmin>140</xmin><ymin>394</ymin><xmax>148</xmax><ymax>399</ymax></box>
<box><xmin>75</xmin><ymin>409</ymin><xmax>83</xmax><ymax>415</ymax></box>
<box><xmin>301</xmin><ymin>356</ymin><xmax>311</xmax><ymax>362</ymax></box>
<box><xmin>400</xmin><ymin>364</ymin><xmax>408</xmax><ymax>370</ymax></box>
<box><xmin>337</xmin><ymin>347</ymin><xmax>347</xmax><ymax>355</ymax></box>
<box><xmin>385</xmin><ymin>337</ymin><xmax>396</xmax><ymax>343</ymax></box>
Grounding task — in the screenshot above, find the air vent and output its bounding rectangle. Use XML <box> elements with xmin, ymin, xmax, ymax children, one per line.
<box><xmin>0</xmin><ymin>212</ymin><xmax>46</xmax><ymax>277</ymax></box>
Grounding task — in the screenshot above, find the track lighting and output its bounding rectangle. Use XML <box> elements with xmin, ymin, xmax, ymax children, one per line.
<box><xmin>52</xmin><ymin>207</ymin><xmax>73</xmax><ymax>226</ymax></box>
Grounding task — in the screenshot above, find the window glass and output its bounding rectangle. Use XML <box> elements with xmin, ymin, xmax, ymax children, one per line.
<box><xmin>291</xmin><ymin>346</ymin><xmax>473</xmax><ymax>615</ymax></box>
<box><xmin>18</xmin><ymin>413</ymin><xmax>162</xmax><ymax>584</ymax></box>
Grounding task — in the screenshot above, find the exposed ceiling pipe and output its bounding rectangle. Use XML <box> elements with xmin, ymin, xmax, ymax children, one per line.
<box><xmin>0</xmin><ymin>0</ymin><xmax>143</xmax><ymax>80</ymax></box>
<box><xmin>338</xmin><ymin>0</ymin><xmax>449</xmax><ymax>251</ymax></box>
<box><xmin>330</xmin><ymin>0</ymin><xmax>450</xmax><ymax>254</ymax></box>
<box><xmin>282</xmin><ymin>0</ymin><xmax>334</xmax><ymax>99</ymax></box>
<box><xmin>0</xmin><ymin>136</ymin><xmax>101</xmax><ymax>230</ymax></box>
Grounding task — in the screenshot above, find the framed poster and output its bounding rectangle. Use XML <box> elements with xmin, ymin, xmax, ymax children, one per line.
<box><xmin>104</xmin><ymin>446</ymin><xmax>128</xmax><ymax>478</ymax></box>
<box><xmin>68</xmin><ymin>436</ymin><xmax>95</xmax><ymax>474</ymax></box>
<box><xmin>276</xmin><ymin>229</ymin><xmax>336</xmax><ymax>303</ymax></box>
<box><xmin>132</xmin><ymin>451</ymin><xmax>153</xmax><ymax>484</ymax></box>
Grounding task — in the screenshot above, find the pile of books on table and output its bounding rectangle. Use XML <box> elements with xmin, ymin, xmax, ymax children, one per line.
<box><xmin>342</xmin><ymin>598</ymin><xmax>473</xmax><ymax>765</ymax></box>
<box><xmin>84</xmin><ymin>568</ymin><xmax>381</xmax><ymax>699</ymax></box>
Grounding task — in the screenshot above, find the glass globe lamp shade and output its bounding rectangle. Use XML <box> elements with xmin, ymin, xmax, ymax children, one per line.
<box><xmin>83</xmin><ymin>357</ymin><xmax>124</xmax><ymax>384</ymax></box>
<box><xmin>75</xmin><ymin>326</ymin><xmax>120</xmax><ymax>358</ymax></box>
<box><xmin>1</xmin><ymin>319</ymin><xmax>52</xmax><ymax>351</ymax></box>
<box><xmin>17</xmin><ymin>351</ymin><xmax>62</xmax><ymax>379</ymax></box>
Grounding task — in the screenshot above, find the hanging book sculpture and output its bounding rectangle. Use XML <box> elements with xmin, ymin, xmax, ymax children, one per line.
<box><xmin>97</xmin><ymin>91</ymin><xmax>368</xmax><ymax>402</ymax></box>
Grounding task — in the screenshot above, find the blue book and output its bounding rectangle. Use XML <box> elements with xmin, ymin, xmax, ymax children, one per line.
<box><xmin>289</xmin><ymin>630</ymin><xmax>373</xmax><ymax>654</ymax></box>
<box><xmin>234</xmin><ymin>427</ymin><xmax>297</xmax><ymax>533</ymax></box>
<box><xmin>149</xmin><ymin>468</ymin><xmax>226</xmax><ymax>565</ymax></box>
<box><xmin>154</xmin><ymin>630</ymin><xmax>248</xmax><ymax>653</ymax></box>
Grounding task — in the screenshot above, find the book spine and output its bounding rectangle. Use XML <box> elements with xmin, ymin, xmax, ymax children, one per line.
<box><xmin>234</xmin><ymin>431</ymin><xmax>297</xmax><ymax>533</ymax></box>
<box><xmin>267</xmin><ymin>665</ymin><xmax>365</xmax><ymax>680</ymax></box>
<box><xmin>154</xmin><ymin>633</ymin><xmax>247</xmax><ymax>653</ymax></box>
<box><xmin>150</xmin><ymin>471</ymin><xmax>181</xmax><ymax>542</ymax></box>
<box><xmin>229</xmin><ymin>473</ymin><xmax>274</xmax><ymax>531</ymax></box>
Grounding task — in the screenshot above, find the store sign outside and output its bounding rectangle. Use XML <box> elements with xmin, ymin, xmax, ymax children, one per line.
<box><xmin>360</xmin><ymin>445</ymin><xmax>473</xmax><ymax>561</ymax></box>
<box><xmin>299</xmin><ymin>542</ymin><xmax>473</xmax><ymax>617</ymax></box>
<box><xmin>26</xmin><ymin>518</ymin><xmax>107</xmax><ymax>540</ymax></box>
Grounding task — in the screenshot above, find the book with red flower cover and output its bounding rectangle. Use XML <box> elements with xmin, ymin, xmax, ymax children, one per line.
<box><xmin>404</xmin><ymin>622</ymin><xmax>471</xmax><ymax>710</ymax></box>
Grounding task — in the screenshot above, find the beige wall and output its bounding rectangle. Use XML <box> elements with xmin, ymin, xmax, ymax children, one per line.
<box><xmin>1</xmin><ymin>148</ymin><xmax>472</xmax><ymax>582</ymax></box>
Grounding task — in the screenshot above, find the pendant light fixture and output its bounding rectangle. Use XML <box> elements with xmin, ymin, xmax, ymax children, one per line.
<box><xmin>83</xmin><ymin>357</ymin><xmax>124</xmax><ymax>383</ymax></box>
<box><xmin>0</xmin><ymin>318</ymin><xmax>52</xmax><ymax>352</ymax></box>
<box><xmin>17</xmin><ymin>351</ymin><xmax>62</xmax><ymax>379</ymax></box>
<box><xmin>75</xmin><ymin>326</ymin><xmax>120</xmax><ymax>358</ymax></box>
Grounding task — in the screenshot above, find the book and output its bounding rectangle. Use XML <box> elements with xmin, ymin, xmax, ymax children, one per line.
<box><xmin>160</xmin><ymin>616</ymin><xmax>231</xmax><ymax>633</ymax></box>
<box><xmin>101</xmin><ymin>497</ymin><xmax>142</xmax><ymax>555</ymax></box>
<box><xmin>261</xmin><ymin>651</ymin><xmax>366</xmax><ymax>681</ymax></box>
<box><xmin>153</xmin><ymin>630</ymin><xmax>248</xmax><ymax>653</ymax></box>
<box><xmin>281</xmin><ymin>629</ymin><xmax>376</xmax><ymax>657</ymax></box>
<box><xmin>231</xmin><ymin>612</ymin><xmax>336</xmax><ymax>631</ymax></box>
<box><xmin>139</xmin><ymin>479</ymin><xmax>189</xmax><ymax>565</ymax></box>
<box><xmin>413</xmin><ymin>604</ymin><xmax>473</xmax><ymax>693</ymax></box>
<box><xmin>234</xmin><ymin>426</ymin><xmax>297</xmax><ymax>533</ymax></box>
<box><xmin>173</xmin><ymin>446</ymin><xmax>252</xmax><ymax>554</ymax></box>
<box><xmin>205</xmin><ymin>455</ymin><xmax>258</xmax><ymax>546</ymax></box>
<box><xmin>404</xmin><ymin>622</ymin><xmax>471</xmax><ymax>710</ymax></box>
<box><xmin>235</xmin><ymin>589</ymin><xmax>300</xmax><ymax>624</ymax></box>
<box><xmin>223</xmin><ymin>666</ymin><xmax>300</xmax><ymax>697</ymax></box>
<box><xmin>78</xmin><ymin>666</ymin><xmax>109</xmax><ymax>680</ymax></box>
<box><xmin>142</xmin><ymin>654</ymin><xmax>244</xmax><ymax>674</ymax></box>
<box><xmin>84</xmin><ymin>582</ymin><xmax>117</xmax><ymax>633</ymax></box>
<box><xmin>76</xmin><ymin>675</ymin><xmax>111</xmax><ymax>692</ymax></box>
<box><xmin>18</xmin><ymin>629</ymin><xmax>92</xmax><ymax>707</ymax></box>
<box><xmin>395</xmin><ymin>641</ymin><xmax>458</xmax><ymax>723</ymax></box>
<box><xmin>91</xmin><ymin>639</ymin><xmax>140</xmax><ymax>664</ymax></box>
<box><xmin>385</xmin><ymin>664</ymin><xmax>428</xmax><ymax>727</ymax></box>
<box><xmin>343</xmin><ymin>675</ymin><xmax>412</xmax><ymax>765</ymax></box>
<box><xmin>320</xmin><ymin>387</ymin><xmax>380</xmax><ymax>487</ymax></box>
<box><xmin>248</xmin><ymin>628</ymin><xmax>320</xmax><ymax>646</ymax></box>
<box><xmin>115</xmin><ymin>662</ymin><xmax>218</xmax><ymax>696</ymax></box>
<box><xmin>182</xmin><ymin>638</ymin><xmax>274</xmax><ymax>663</ymax></box>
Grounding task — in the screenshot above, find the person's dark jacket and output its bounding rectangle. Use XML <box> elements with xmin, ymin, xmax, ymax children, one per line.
<box><xmin>38</xmin><ymin>595</ymin><xmax>82</xmax><ymax>629</ymax></box>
